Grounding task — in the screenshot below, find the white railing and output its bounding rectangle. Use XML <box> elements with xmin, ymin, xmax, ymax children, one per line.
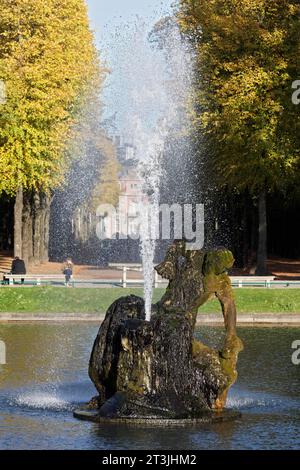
<box><xmin>114</xmin><ymin>267</ymin><xmax>279</xmax><ymax>289</ymax></box>
<box><xmin>112</xmin><ymin>268</ymin><xmax>297</xmax><ymax>289</ymax></box>
<box><xmin>2</xmin><ymin>269</ymin><xmax>299</xmax><ymax>289</ymax></box>
<box><xmin>230</xmin><ymin>276</ymin><xmax>275</xmax><ymax>288</ymax></box>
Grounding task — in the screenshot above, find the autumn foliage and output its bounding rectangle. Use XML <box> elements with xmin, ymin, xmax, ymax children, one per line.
<box><xmin>178</xmin><ymin>0</ymin><xmax>300</xmax><ymax>193</ymax></box>
<box><xmin>0</xmin><ymin>0</ymin><xmax>102</xmax><ymax>194</ymax></box>
<box><xmin>177</xmin><ymin>0</ymin><xmax>300</xmax><ymax>272</ymax></box>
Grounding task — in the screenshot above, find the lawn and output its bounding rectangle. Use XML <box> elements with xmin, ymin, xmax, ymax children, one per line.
<box><xmin>0</xmin><ymin>287</ymin><xmax>300</xmax><ymax>314</ymax></box>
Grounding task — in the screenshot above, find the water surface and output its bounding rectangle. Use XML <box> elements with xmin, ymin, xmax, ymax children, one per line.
<box><xmin>0</xmin><ymin>322</ymin><xmax>299</xmax><ymax>450</ymax></box>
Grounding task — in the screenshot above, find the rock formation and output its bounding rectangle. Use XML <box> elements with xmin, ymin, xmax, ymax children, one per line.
<box><xmin>82</xmin><ymin>240</ymin><xmax>243</xmax><ymax>421</ymax></box>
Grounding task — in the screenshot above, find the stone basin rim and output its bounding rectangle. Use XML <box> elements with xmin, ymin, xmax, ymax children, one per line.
<box><xmin>73</xmin><ymin>408</ymin><xmax>242</xmax><ymax>427</ymax></box>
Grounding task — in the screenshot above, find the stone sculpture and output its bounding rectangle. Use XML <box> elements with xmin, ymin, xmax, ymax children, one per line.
<box><xmin>75</xmin><ymin>240</ymin><xmax>243</xmax><ymax>423</ymax></box>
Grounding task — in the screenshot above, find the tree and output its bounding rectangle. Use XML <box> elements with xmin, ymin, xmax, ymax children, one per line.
<box><xmin>49</xmin><ymin>110</ymin><xmax>120</xmax><ymax>261</ymax></box>
<box><xmin>178</xmin><ymin>0</ymin><xmax>300</xmax><ymax>273</ymax></box>
<box><xmin>0</xmin><ymin>0</ymin><xmax>104</xmax><ymax>262</ymax></box>
<box><xmin>0</xmin><ymin>0</ymin><xmax>101</xmax><ymax>193</ymax></box>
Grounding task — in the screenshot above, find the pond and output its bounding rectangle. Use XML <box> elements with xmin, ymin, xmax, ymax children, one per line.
<box><xmin>0</xmin><ymin>322</ymin><xmax>299</xmax><ymax>450</ymax></box>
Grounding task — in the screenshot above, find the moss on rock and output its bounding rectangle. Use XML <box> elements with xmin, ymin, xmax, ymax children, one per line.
<box><xmin>88</xmin><ymin>241</ymin><xmax>243</xmax><ymax>419</ymax></box>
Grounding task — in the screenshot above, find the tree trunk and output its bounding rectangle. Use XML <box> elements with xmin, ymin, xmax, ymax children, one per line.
<box><xmin>14</xmin><ymin>186</ymin><xmax>23</xmax><ymax>258</ymax></box>
<box><xmin>42</xmin><ymin>193</ymin><xmax>51</xmax><ymax>262</ymax></box>
<box><xmin>242</xmin><ymin>196</ymin><xmax>249</xmax><ymax>268</ymax></box>
<box><xmin>33</xmin><ymin>192</ymin><xmax>41</xmax><ymax>264</ymax></box>
<box><xmin>32</xmin><ymin>191</ymin><xmax>52</xmax><ymax>264</ymax></box>
<box><xmin>22</xmin><ymin>191</ymin><xmax>33</xmax><ymax>267</ymax></box>
<box><xmin>255</xmin><ymin>188</ymin><xmax>268</xmax><ymax>275</ymax></box>
<box><xmin>14</xmin><ymin>189</ymin><xmax>52</xmax><ymax>266</ymax></box>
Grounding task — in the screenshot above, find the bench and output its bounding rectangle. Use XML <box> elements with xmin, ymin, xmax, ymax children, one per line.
<box><xmin>108</xmin><ymin>263</ymin><xmax>143</xmax><ymax>271</ymax></box>
<box><xmin>109</xmin><ymin>263</ymin><xmax>167</xmax><ymax>288</ymax></box>
<box><xmin>3</xmin><ymin>274</ymin><xmax>66</xmax><ymax>286</ymax></box>
<box><xmin>108</xmin><ymin>263</ymin><xmax>143</xmax><ymax>288</ymax></box>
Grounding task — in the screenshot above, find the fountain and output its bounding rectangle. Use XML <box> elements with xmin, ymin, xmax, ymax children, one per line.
<box><xmin>74</xmin><ymin>14</ymin><xmax>243</xmax><ymax>427</ymax></box>
<box><xmin>74</xmin><ymin>240</ymin><xmax>243</xmax><ymax>425</ymax></box>
<box><xmin>105</xmin><ymin>18</ymin><xmax>194</xmax><ymax>321</ymax></box>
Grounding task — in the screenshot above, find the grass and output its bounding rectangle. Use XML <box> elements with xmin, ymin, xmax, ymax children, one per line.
<box><xmin>0</xmin><ymin>287</ymin><xmax>300</xmax><ymax>314</ymax></box>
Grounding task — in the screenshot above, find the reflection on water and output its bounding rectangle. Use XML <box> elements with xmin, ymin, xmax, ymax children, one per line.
<box><xmin>0</xmin><ymin>323</ymin><xmax>299</xmax><ymax>450</ymax></box>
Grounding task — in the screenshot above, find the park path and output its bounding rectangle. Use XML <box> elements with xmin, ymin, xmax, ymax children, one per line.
<box><xmin>1</xmin><ymin>251</ymin><xmax>299</xmax><ymax>280</ymax></box>
<box><xmin>23</xmin><ymin>257</ymin><xmax>300</xmax><ymax>281</ymax></box>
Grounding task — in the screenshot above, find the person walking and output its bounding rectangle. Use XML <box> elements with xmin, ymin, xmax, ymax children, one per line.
<box><xmin>63</xmin><ymin>258</ymin><xmax>73</xmax><ymax>287</ymax></box>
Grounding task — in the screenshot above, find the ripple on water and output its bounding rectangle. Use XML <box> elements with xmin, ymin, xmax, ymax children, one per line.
<box><xmin>9</xmin><ymin>391</ymin><xmax>72</xmax><ymax>411</ymax></box>
<box><xmin>227</xmin><ymin>395</ymin><xmax>279</xmax><ymax>410</ymax></box>
<box><xmin>227</xmin><ymin>388</ymin><xmax>300</xmax><ymax>416</ymax></box>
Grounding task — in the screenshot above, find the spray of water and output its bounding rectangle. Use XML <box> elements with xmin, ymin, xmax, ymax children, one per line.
<box><xmin>105</xmin><ymin>17</ymin><xmax>193</xmax><ymax>321</ymax></box>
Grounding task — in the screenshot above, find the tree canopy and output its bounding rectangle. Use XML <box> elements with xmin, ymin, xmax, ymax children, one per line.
<box><xmin>177</xmin><ymin>0</ymin><xmax>300</xmax><ymax>194</ymax></box>
<box><xmin>0</xmin><ymin>0</ymin><xmax>103</xmax><ymax>195</ymax></box>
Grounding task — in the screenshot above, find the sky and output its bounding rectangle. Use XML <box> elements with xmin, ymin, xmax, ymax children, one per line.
<box><xmin>86</xmin><ymin>0</ymin><xmax>175</xmax><ymax>130</ymax></box>
<box><xmin>86</xmin><ymin>0</ymin><xmax>174</xmax><ymax>47</ymax></box>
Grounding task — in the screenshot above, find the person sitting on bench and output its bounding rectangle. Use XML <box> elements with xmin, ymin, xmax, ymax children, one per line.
<box><xmin>11</xmin><ymin>256</ymin><xmax>26</xmax><ymax>284</ymax></box>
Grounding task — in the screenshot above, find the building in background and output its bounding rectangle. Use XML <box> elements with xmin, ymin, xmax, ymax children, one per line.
<box><xmin>65</xmin><ymin>135</ymin><xmax>148</xmax><ymax>263</ymax></box>
<box><xmin>98</xmin><ymin>136</ymin><xmax>148</xmax><ymax>240</ymax></box>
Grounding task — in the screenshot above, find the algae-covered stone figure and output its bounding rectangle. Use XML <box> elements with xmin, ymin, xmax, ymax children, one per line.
<box><xmin>75</xmin><ymin>240</ymin><xmax>243</xmax><ymax>424</ymax></box>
